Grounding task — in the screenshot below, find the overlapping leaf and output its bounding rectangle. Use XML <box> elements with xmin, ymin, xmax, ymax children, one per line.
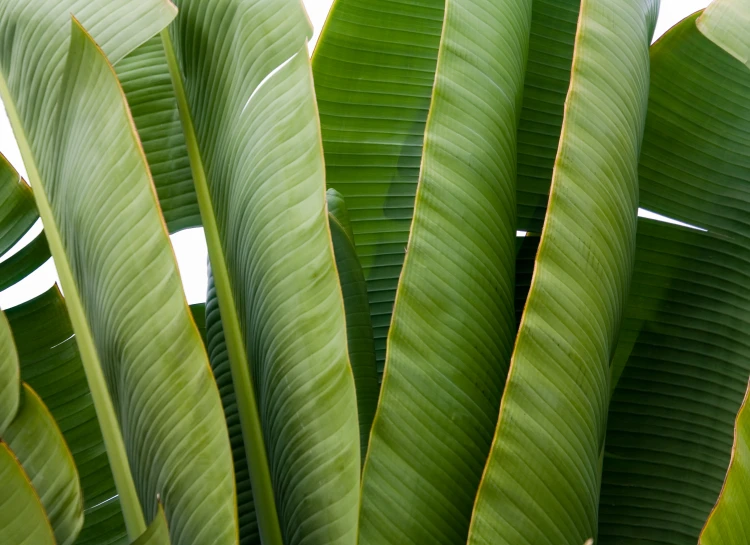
<box><xmin>0</xmin><ymin>2</ymin><xmax>238</xmax><ymax>542</ymax></box>
<box><xmin>0</xmin><ymin>442</ymin><xmax>56</xmax><ymax>545</ymax></box>
<box><xmin>312</xmin><ymin>0</ymin><xmax>444</xmax><ymax>371</ymax></box>
<box><xmin>326</xmin><ymin>189</ymin><xmax>379</xmax><ymax>457</ymax></box>
<box><xmin>116</xmin><ymin>37</ymin><xmax>199</xmax><ymax>233</ymax></box>
<box><xmin>7</xmin><ymin>287</ymin><xmax>127</xmax><ymax>545</ymax></box>
<box><xmin>164</xmin><ymin>1</ymin><xmax>360</xmax><ymax>542</ymax></box>
<box><xmin>358</xmin><ymin>0</ymin><xmax>531</xmax><ymax>541</ymax></box>
<box><xmin>468</xmin><ymin>0</ymin><xmax>658</xmax><ymax>543</ymax></box>
<box><xmin>599</xmin><ymin>10</ymin><xmax>750</xmax><ymax>544</ymax></box>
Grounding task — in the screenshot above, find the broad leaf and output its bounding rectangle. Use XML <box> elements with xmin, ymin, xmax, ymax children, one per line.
<box><xmin>326</xmin><ymin>188</ymin><xmax>379</xmax><ymax>457</ymax></box>
<box><xmin>164</xmin><ymin>0</ymin><xmax>360</xmax><ymax>542</ymax></box>
<box><xmin>0</xmin><ymin>442</ymin><xmax>55</xmax><ymax>545</ymax></box>
<box><xmin>312</xmin><ymin>0</ymin><xmax>444</xmax><ymax>371</ymax></box>
<box><xmin>358</xmin><ymin>0</ymin><xmax>531</xmax><ymax>541</ymax></box>
<box><xmin>3</xmin><ymin>384</ymin><xmax>84</xmax><ymax>545</ymax></box>
<box><xmin>599</xmin><ymin>11</ymin><xmax>750</xmax><ymax>544</ymax></box>
<box><xmin>468</xmin><ymin>1</ymin><xmax>658</xmax><ymax>543</ymax></box>
<box><xmin>116</xmin><ymin>36</ymin><xmax>199</xmax><ymax>233</ymax></box>
<box><xmin>0</xmin><ymin>5</ymin><xmax>239</xmax><ymax>542</ymax></box>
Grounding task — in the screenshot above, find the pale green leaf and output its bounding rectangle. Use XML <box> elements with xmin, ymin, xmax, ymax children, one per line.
<box><xmin>468</xmin><ymin>0</ymin><xmax>658</xmax><ymax>543</ymax></box>
<box><xmin>3</xmin><ymin>384</ymin><xmax>83</xmax><ymax>545</ymax></box>
<box><xmin>358</xmin><ymin>0</ymin><xmax>531</xmax><ymax>541</ymax></box>
<box><xmin>164</xmin><ymin>0</ymin><xmax>360</xmax><ymax>542</ymax></box>
<box><xmin>0</xmin><ymin>442</ymin><xmax>55</xmax><ymax>545</ymax></box>
<box><xmin>697</xmin><ymin>0</ymin><xmax>750</xmax><ymax>67</ymax></box>
<box><xmin>312</xmin><ymin>0</ymin><xmax>444</xmax><ymax>370</ymax></box>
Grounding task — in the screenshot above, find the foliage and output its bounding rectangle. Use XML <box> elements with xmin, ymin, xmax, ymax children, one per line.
<box><xmin>1</xmin><ymin>0</ymin><xmax>750</xmax><ymax>544</ymax></box>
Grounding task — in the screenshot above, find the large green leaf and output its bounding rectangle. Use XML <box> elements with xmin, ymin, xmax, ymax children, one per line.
<box><xmin>205</xmin><ymin>269</ymin><xmax>258</xmax><ymax>545</ymax></box>
<box><xmin>326</xmin><ymin>188</ymin><xmax>379</xmax><ymax>457</ymax></box>
<box><xmin>696</xmin><ymin>0</ymin><xmax>750</xmax><ymax>67</ymax></box>
<box><xmin>516</xmin><ymin>0</ymin><xmax>580</xmax><ymax>231</ymax></box>
<box><xmin>358</xmin><ymin>0</ymin><xmax>531</xmax><ymax>541</ymax></box>
<box><xmin>598</xmin><ymin>11</ymin><xmax>750</xmax><ymax>544</ymax></box>
<box><xmin>116</xmin><ymin>36</ymin><xmax>199</xmax><ymax>233</ymax></box>
<box><xmin>700</xmin><ymin>382</ymin><xmax>750</xmax><ymax>544</ymax></box>
<box><xmin>0</xmin><ymin>442</ymin><xmax>55</xmax><ymax>545</ymax></box>
<box><xmin>467</xmin><ymin>0</ymin><xmax>658</xmax><ymax>543</ymax></box>
<box><xmin>3</xmin><ymin>384</ymin><xmax>84</xmax><ymax>545</ymax></box>
<box><xmin>7</xmin><ymin>287</ymin><xmax>128</xmax><ymax>545</ymax></box>
<box><xmin>312</xmin><ymin>0</ymin><xmax>444</xmax><ymax>370</ymax></box>
<box><xmin>163</xmin><ymin>1</ymin><xmax>360</xmax><ymax>543</ymax></box>
<box><xmin>0</xmin><ymin>5</ymin><xmax>239</xmax><ymax>542</ymax></box>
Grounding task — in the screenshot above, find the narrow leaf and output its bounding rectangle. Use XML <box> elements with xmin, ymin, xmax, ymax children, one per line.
<box><xmin>326</xmin><ymin>189</ymin><xmax>379</xmax><ymax>457</ymax></box>
<box><xmin>132</xmin><ymin>505</ymin><xmax>171</xmax><ymax>545</ymax></box>
<box><xmin>359</xmin><ymin>0</ymin><xmax>531</xmax><ymax>541</ymax></box>
<box><xmin>0</xmin><ymin>309</ymin><xmax>19</xmax><ymax>434</ymax></box>
<box><xmin>116</xmin><ymin>36</ymin><xmax>200</xmax><ymax>233</ymax></box>
<box><xmin>468</xmin><ymin>1</ymin><xmax>658</xmax><ymax>543</ymax></box>
<box><xmin>206</xmin><ymin>268</ymin><xmax>259</xmax><ymax>545</ymax></box>
<box><xmin>0</xmin><ymin>154</ymin><xmax>38</xmax><ymax>256</ymax></box>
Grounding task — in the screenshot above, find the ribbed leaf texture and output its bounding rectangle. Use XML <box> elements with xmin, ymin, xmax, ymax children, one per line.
<box><xmin>516</xmin><ymin>0</ymin><xmax>579</xmax><ymax>231</ymax></box>
<box><xmin>312</xmin><ymin>0</ymin><xmax>444</xmax><ymax>371</ymax></box>
<box><xmin>3</xmin><ymin>385</ymin><xmax>84</xmax><ymax>545</ymax></box>
<box><xmin>358</xmin><ymin>0</ymin><xmax>531</xmax><ymax>542</ymax></box>
<box><xmin>205</xmin><ymin>268</ymin><xmax>258</xmax><ymax>545</ymax></box>
<box><xmin>166</xmin><ymin>0</ymin><xmax>360</xmax><ymax>542</ymax></box>
<box><xmin>0</xmin><ymin>306</ymin><xmax>20</xmax><ymax>434</ymax></box>
<box><xmin>468</xmin><ymin>0</ymin><xmax>658</xmax><ymax>543</ymax></box>
<box><xmin>326</xmin><ymin>189</ymin><xmax>379</xmax><ymax>458</ymax></box>
<box><xmin>0</xmin><ymin>155</ymin><xmax>38</xmax><ymax>256</ymax></box>
<box><xmin>0</xmin><ymin>442</ymin><xmax>56</xmax><ymax>545</ymax></box>
<box><xmin>599</xmin><ymin>11</ymin><xmax>750</xmax><ymax>544</ymax></box>
<box><xmin>7</xmin><ymin>288</ymin><xmax>128</xmax><ymax>545</ymax></box>
<box><xmin>116</xmin><ymin>36</ymin><xmax>199</xmax><ymax>233</ymax></box>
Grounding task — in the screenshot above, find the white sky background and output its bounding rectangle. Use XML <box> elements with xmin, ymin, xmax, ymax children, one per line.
<box><xmin>0</xmin><ymin>0</ymin><xmax>712</xmax><ymax>309</ymax></box>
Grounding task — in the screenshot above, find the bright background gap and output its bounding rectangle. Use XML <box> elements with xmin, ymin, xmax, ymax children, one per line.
<box><xmin>0</xmin><ymin>0</ymin><xmax>712</xmax><ymax>309</ymax></box>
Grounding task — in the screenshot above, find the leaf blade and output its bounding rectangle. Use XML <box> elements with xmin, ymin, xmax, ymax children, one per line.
<box><xmin>468</xmin><ymin>0</ymin><xmax>658</xmax><ymax>543</ymax></box>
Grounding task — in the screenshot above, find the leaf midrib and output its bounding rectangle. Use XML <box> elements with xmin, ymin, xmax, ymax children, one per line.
<box><xmin>159</xmin><ymin>28</ymin><xmax>285</xmax><ymax>545</ymax></box>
